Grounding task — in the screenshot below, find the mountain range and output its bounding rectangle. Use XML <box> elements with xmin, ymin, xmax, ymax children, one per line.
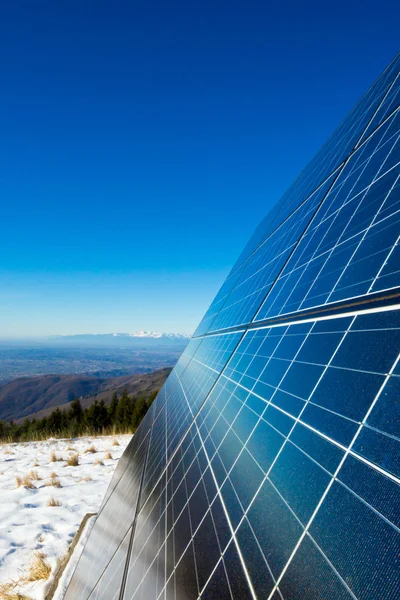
<box><xmin>44</xmin><ymin>331</ymin><xmax>191</xmax><ymax>347</ymax></box>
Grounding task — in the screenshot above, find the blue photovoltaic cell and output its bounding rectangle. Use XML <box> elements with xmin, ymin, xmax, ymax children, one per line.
<box><xmin>65</xmin><ymin>54</ymin><xmax>400</xmax><ymax>600</ymax></box>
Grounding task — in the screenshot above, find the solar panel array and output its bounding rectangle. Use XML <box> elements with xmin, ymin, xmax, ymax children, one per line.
<box><xmin>65</xmin><ymin>53</ymin><xmax>400</xmax><ymax>600</ymax></box>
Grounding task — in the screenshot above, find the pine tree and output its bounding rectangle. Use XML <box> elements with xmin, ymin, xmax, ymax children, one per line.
<box><xmin>115</xmin><ymin>389</ymin><xmax>133</xmax><ymax>431</ymax></box>
<box><xmin>98</xmin><ymin>399</ymin><xmax>110</xmax><ymax>431</ymax></box>
<box><xmin>131</xmin><ymin>397</ymin><xmax>148</xmax><ymax>430</ymax></box>
<box><xmin>69</xmin><ymin>398</ymin><xmax>83</xmax><ymax>424</ymax></box>
<box><xmin>108</xmin><ymin>392</ymin><xmax>119</xmax><ymax>423</ymax></box>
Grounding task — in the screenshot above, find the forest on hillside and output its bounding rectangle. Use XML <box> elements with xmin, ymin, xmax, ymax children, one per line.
<box><xmin>0</xmin><ymin>389</ymin><xmax>158</xmax><ymax>443</ymax></box>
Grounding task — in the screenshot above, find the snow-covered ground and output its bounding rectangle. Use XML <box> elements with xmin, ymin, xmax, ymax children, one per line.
<box><xmin>0</xmin><ymin>434</ymin><xmax>132</xmax><ymax>599</ymax></box>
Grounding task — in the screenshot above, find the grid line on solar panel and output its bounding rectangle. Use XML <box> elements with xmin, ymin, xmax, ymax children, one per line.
<box><xmin>357</xmin><ymin>71</ymin><xmax>400</xmax><ymax>146</ymax></box>
<box><xmin>191</xmin><ymin>310</ymin><xmax>400</xmax><ymax>596</ymax></box>
<box><xmin>230</xmin><ymin>54</ymin><xmax>400</xmax><ymax>275</ymax></box>
<box><xmin>181</xmin><ymin>354</ymin><xmax>354</xmax><ymax>596</ymax></box>
<box><xmin>87</xmin><ymin>527</ymin><xmax>132</xmax><ymax>600</ymax></box>
<box><xmin>121</xmin><ymin>366</ymin><xmax>266</xmax><ymax>596</ymax></box>
<box><xmin>141</xmin><ymin>390</ymin><xmax>258</xmax><ymax>600</ymax></box>
<box><xmin>137</xmin><ymin>332</ymin><xmax>245</xmax><ymax>513</ymax></box>
<box><xmin>263</xmin><ymin>348</ymin><xmax>400</xmax><ymax>599</ymax></box>
<box><xmin>191</xmin><ymin>92</ymin><xmax>400</xmax><ymax>339</ymax></box>
<box><xmin>64</xmin><ymin>429</ymin><xmax>150</xmax><ymax>600</ymax></box>
<box><xmin>252</xmin><ymin>109</ymin><xmax>400</xmax><ymax>324</ymax></box>
<box><xmin>125</xmin><ymin>398</ymin><xmax>390</xmax><ymax>600</ymax></box>
<box><xmin>123</xmin><ymin>470</ymin><xmax>218</xmax><ymax>597</ymax></box>
<box><xmin>121</xmin><ymin>304</ymin><xmax>400</xmax><ymax>600</ymax></box>
<box><xmin>191</xmin><ymin>307</ymin><xmax>398</xmax><ymax>478</ymax></box>
<box><xmin>193</xmin><ymin>173</ymin><xmax>340</xmax><ymax>336</ymax></box>
<box><xmin>98</xmin><ymin>364</ymin><xmax>185</xmax><ymax>518</ymax></box>
<box><xmin>125</xmin><ymin>314</ymin><xmax>362</xmax><ymax>596</ymax></box>
<box><xmin>276</xmin><ymin>532</ymin><xmax>358</xmax><ymax>600</ymax></box>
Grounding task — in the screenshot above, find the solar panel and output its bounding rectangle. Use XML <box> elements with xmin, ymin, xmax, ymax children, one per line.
<box><xmin>65</xmin><ymin>53</ymin><xmax>400</xmax><ymax>600</ymax></box>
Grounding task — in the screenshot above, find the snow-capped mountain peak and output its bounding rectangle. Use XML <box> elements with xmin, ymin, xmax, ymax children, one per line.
<box><xmin>112</xmin><ymin>331</ymin><xmax>190</xmax><ymax>339</ymax></box>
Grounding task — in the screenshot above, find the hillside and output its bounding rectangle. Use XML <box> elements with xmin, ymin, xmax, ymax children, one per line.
<box><xmin>0</xmin><ymin>368</ymin><xmax>171</xmax><ymax>423</ymax></box>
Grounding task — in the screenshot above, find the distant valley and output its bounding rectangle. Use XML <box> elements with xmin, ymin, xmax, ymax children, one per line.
<box><xmin>0</xmin><ymin>331</ymin><xmax>189</xmax><ymax>383</ymax></box>
<box><xmin>0</xmin><ymin>331</ymin><xmax>188</xmax><ymax>422</ymax></box>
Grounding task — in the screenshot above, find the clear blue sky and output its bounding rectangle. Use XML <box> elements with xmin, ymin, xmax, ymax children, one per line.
<box><xmin>1</xmin><ymin>1</ymin><xmax>399</xmax><ymax>338</ymax></box>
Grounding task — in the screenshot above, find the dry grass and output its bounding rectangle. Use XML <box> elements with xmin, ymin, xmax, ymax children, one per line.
<box><xmin>50</xmin><ymin>471</ymin><xmax>57</xmax><ymax>479</ymax></box>
<box><xmin>28</xmin><ymin>470</ymin><xmax>41</xmax><ymax>481</ymax></box>
<box><xmin>93</xmin><ymin>459</ymin><xmax>104</xmax><ymax>466</ymax></box>
<box><xmin>0</xmin><ymin>552</ymin><xmax>51</xmax><ymax>598</ymax></box>
<box><xmin>47</xmin><ymin>497</ymin><xmax>62</xmax><ymax>507</ymax></box>
<box><xmin>84</xmin><ymin>445</ymin><xmax>96</xmax><ymax>454</ymax></box>
<box><xmin>3</xmin><ymin>448</ymin><xmax>12</xmax><ymax>455</ymax></box>
<box><xmin>45</xmin><ymin>477</ymin><xmax>61</xmax><ymax>488</ymax></box>
<box><xmin>33</xmin><ymin>458</ymin><xmax>39</xmax><ymax>467</ymax></box>
<box><xmin>26</xmin><ymin>551</ymin><xmax>51</xmax><ymax>581</ymax></box>
<box><xmin>0</xmin><ymin>583</ymin><xmax>32</xmax><ymax>599</ymax></box>
<box><xmin>66</xmin><ymin>453</ymin><xmax>79</xmax><ymax>467</ymax></box>
<box><xmin>49</xmin><ymin>450</ymin><xmax>63</xmax><ymax>463</ymax></box>
<box><xmin>104</xmin><ymin>451</ymin><xmax>113</xmax><ymax>460</ymax></box>
<box><xmin>112</xmin><ymin>438</ymin><xmax>120</xmax><ymax>446</ymax></box>
<box><xmin>66</xmin><ymin>445</ymin><xmax>75</xmax><ymax>452</ymax></box>
<box><xmin>15</xmin><ymin>474</ymin><xmax>35</xmax><ymax>489</ymax></box>
<box><xmin>79</xmin><ymin>475</ymin><xmax>93</xmax><ymax>482</ymax></box>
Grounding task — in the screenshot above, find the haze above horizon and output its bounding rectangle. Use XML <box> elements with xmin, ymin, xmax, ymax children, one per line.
<box><xmin>1</xmin><ymin>1</ymin><xmax>399</xmax><ymax>338</ymax></box>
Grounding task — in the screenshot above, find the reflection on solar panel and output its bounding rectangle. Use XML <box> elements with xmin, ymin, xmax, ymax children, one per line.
<box><xmin>65</xmin><ymin>54</ymin><xmax>400</xmax><ymax>600</ymax></box>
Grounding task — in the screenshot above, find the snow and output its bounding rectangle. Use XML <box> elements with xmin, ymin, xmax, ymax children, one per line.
<box><xmin>0</xmin><ymin>434</ymin><xmax>132</xmax><ymax>599</ymax></box>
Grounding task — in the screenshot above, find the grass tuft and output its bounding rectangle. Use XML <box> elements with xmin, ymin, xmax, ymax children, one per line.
<box><xmin>93</xmin><ymin>459</ymin><xmax>104</xmax><ymax>466</ymax></box>
<box><xmin>66</xmin><ymin>454</ymin><xmax>79</xmax><ymax>467</ymax></box>
<box><xmin>26</xmin><ymin>551</ymin><xmax>51</xmax><ymax>581</ymax></box>
<box><xmin>47</xmin><ymin>497</ymin><xmax>62</xmax><ymax>507</ymax></box>
<box><xmin>104</xmin><ymin>451</ymin><xmax>113</xmax><ymax>460</ymax></box>
<box><xmin>15</xmin><ymin>474</ymin><xmax>35</xmax><ymax>489</ymax></box>
<box><xmin>49</xmin><ymin>450</ymin><xmax>62</xmax><ymax>463</ymax></box>
<box><xmin>112</xmin><ymin>438</ymin><xmax>120</xmax><ymax>446</ymax></box>
<box><xmin>84</xmin><ymin>445</ymin><xmax>96</xmax><ymax>454</ymax></box>
<box><xmin>28</xmin><ymin>470</ymin><xmax>41</xmax><ymax>481</ymax></box>
<box><xmin>79</xmin><ymin>475</ymin><xmax>92</xmax><ymax>482</ymax></box>
<box><xmin>66</xmin><ymin>453</ymin><xmax>79</xmax><ymax>467</ymax></box>
<box><xmin>0</xmin><ymin>583</ymin><xmax>32</xmax><ymax>599</ymax></box>
<box><xmin>45</xmin><ymin>477</ymin><xmax>61</xmax><ymax>488</ymax></box>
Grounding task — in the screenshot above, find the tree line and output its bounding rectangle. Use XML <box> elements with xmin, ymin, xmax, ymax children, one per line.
<box><xmin>0</xmin><ymin>389</ymin><xmax>158</xmax><ymax>443</ymax></box>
